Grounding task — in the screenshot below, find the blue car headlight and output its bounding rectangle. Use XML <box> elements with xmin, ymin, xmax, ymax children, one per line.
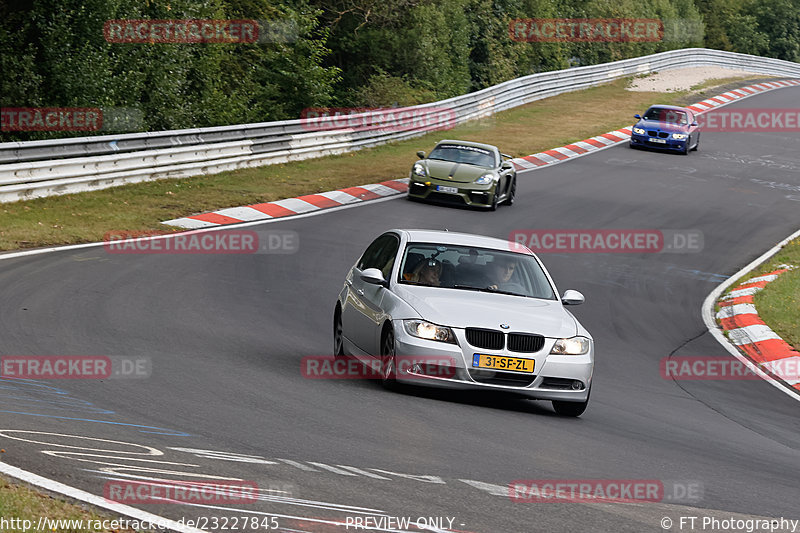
<box><xmin>475</xmin><ymin>173</ymin><xmax>494</xmax><ymax>185</ymax></box>
<box><xmin>672</xmin><ymin>133</ymin><xmax>688</xmax><ymax>140</ymax></box>
<box><xmin>413</xmin><ymin>163</ymin><xmax>427</xmax><ymax>177</ymax></box>
<box><xmin>633</xmin><ymin>127</ymin><xmax>645</xmax><ymax>135</ymax></box>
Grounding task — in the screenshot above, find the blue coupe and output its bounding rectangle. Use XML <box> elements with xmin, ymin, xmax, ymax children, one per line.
<box><xmin>629</xmin><ymin>105</ymin><xmax>700</xmax><ymax>155</ymax></box>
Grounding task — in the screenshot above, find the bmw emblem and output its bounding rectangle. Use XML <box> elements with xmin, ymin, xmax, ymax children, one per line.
<box><xmin>500</xmin><ymin>324</ymin><xmax>510</xmax><ymax>329</ymax></box>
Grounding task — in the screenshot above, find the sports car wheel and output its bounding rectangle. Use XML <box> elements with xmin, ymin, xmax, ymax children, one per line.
<box><xmin>503</xmin><ymin>177</ymin><xmax>516</xmax><ymax>206</ymax></box>
<box><xmin>552</xmin><ymin>387</ymin><xmax>590</xmax><ymax>417</ymax></box>
<box><xmin>489</xmin><ymin>191</ymin><xmax>499</xmax><ymax>211</ymax></box>
<box><xmin>380</xmin><ymin>327</ymin><xmax>398</xmax><ymax>389</ymax></box>
<box><xmin>681</xmin><ymin>142</ymin><xmax>690</xmax><ymax>156</ymax></box>
<box><xmin>333</xmin><ymin>307</ymin><xmax>345</xmax><ymax>359</ymax></box>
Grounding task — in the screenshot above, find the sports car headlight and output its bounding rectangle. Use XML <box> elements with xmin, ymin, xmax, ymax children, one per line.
<box><xmin>475</xmin><ymin>173</ymin><xmax>494</xmax><ymax>185</ymax></box>
<box><xmin>633</xmin><ymin>127</ymin><xmax>645</xmax><ymax>134</ymax></box>
<box><xmin>672</xmin><ymin>133</ymin><xmax>688</xmax><ymax>140</ymax></box>
<box><xmin>403</xmin><ymin>320</ymin><xmax>457</xmax><ymax>344</ymax></box>
<box><xmin>549</xmin><ymin>336</ymin><xmax>591</xmax><ymax>355</ymax></box>
<box><xmin>413</xmin><ymin>163</ymin><xmax>427</xmax><ymax>177</ymax></box>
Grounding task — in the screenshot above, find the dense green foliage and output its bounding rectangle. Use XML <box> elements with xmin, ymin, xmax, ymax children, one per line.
<box><xmin>1</xmin><ymin>0</ymin><xmax>798</xmax><ymax>140</ymax></box>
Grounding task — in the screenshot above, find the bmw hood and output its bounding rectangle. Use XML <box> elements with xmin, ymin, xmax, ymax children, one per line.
<box><xmin>636</xmin><ymin>119</ymin><xmax>689</xmax><ymax>133</ymax></box>
<box><xmin>395</xmin><ymin>285</ymin><xmax>578</xmax><ymax>338</ymax></box>
<box><xmin>422</xmin><ymin>159</ymin><xmax>490</xmax><ymax>183</ymax></box>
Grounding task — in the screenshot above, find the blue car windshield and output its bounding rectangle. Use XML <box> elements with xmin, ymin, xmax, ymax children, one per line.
<box><xmin>643</xmin><ymin>108</ymin><xmax>688</xmax><ymax>125</ymax></box>
<box><xmin>427</xmin><ymin>144</ymin><xmax>495</xmax><ymax>167</ymax></box>
<box><xmin>398</xmin><ymin>243</ymin><xmax>556</xmax><ymax>300</ymax></box>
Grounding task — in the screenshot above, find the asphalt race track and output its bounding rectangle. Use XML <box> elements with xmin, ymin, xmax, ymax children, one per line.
<box><xmin>1</xmin><ymin>87</ymin><xmax>799</xmax><ymax>533</ymax></box>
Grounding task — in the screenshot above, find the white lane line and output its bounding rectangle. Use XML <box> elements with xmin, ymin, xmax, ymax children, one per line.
<box><xmin>335</xmin><ymin>466</ymin><xmax>391</xmax><ymax>480</ymax></box>
<box><xmin>276</xmin><ymin>459</ymin><xmax>319</xmax><ymax>472</ymax></box>
<box><xmin>150</xmin><ymin>501</ymin><xmax>422</xmax><ymax>533</ymax></box>
<box><xmin>0</xmin><ymin>462</ymin><xmax>207</xmax><ymax>533</ymax></box>
<box><xmin>306</xmin><ymin>462</ymin><xmax>359</xmax><ymax>476</ymax></box>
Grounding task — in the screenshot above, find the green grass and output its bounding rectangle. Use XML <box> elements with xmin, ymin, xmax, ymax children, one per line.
<box><xmin>717</xmin><ymin>237</ymin><xmax>800</xmax><ymax>351</ymax></box>
<box><xmin>753</xmin><ymin>238</ymin><xmax>800</xmax><ymax>351</ymax></box>
<box><xmin>0</xmin><ymin>474</ymin><xmax>142</xmax><ymax>532</ymax></box>
<box><xmin>0</xmin><ymin>75</ymin><xmax>766</xmax><ymax>251</ymax></box>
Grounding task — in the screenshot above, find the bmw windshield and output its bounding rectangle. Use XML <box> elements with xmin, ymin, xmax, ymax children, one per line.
<box><xmin>642</xmin><ymin>107</ymin><xmax>688</xmax><ymax>125</ymax></box>
<box><xmin>398</xmin><ymin>243</ymin><xmax>556</xmax><ymax>300</ymax></box>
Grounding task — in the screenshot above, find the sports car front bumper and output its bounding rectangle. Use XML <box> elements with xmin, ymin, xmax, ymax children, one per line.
<box><xmin>407</xmin><ymin>177</ymin><xmax>496</xmax><ymax>208</ymax></box>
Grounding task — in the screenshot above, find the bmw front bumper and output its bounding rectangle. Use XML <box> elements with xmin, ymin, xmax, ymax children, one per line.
<box><xmin>629</xmin><ymin>133</ymin><xmax>687</xmax><ymax>152</ymax></box>
<box><xmin>391</xmin><ymin>320</ymin><xmax>593</xmax><ymax>402</ymax></box>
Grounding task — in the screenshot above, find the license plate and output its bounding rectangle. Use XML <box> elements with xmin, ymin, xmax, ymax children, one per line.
<box><xmin>436</xmin><ymin>185</ymin><xmax>458</xmax><ymax>193</ymax></box>
<box><xmin>649</xmin><ymin>138</ymin><xmax>666</xmax><ymax>144</ymax></box>
<box><xmin>472</xmin><ymin>354</ymin><xmax>534</xmax><ymax>373</ymax></box>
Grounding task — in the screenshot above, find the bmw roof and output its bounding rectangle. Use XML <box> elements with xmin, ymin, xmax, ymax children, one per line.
<box><xmin>393</xmin><ymin>229</ymin><xmax>533</xmax><ymax>254</ymax></box>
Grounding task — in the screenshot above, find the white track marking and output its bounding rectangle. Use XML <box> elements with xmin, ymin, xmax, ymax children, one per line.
<box><xmin>0</xmin><ymin>461</ymin><xmax>207</xmax><ymax>533</ymax></box>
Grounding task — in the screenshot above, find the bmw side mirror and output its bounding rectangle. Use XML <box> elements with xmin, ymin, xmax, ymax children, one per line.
<box><xmin>691</xmin><ymin>121</ymin><xmax>698</xmax><ymax>127</ymax></box>
<box><xmin>360</xmin><ymin>268</ymin><xmax>388</xmax><ymax>287</ymax></box>
<box><xmin>561</xmin><ymin>289</ymin><xmax>584</xmax><ymax>305</ymax></box>
<box><xmin>634</xmin><ymin>114</ymin><xmax>641</xmax><ymax>119</ymax></box>
<box><xmin>416</xmin><ymin>151</ymin><xmax>426</xmax><ymax>159</ymax></box>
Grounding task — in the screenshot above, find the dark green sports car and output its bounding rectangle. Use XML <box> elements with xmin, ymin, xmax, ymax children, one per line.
<box><xmin>407</xmin><ymin>140</ymin><xmax>516</xmax><ymax>210</ymax></box>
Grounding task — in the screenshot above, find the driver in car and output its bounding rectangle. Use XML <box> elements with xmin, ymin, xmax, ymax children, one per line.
<box><xmin>488</xmin><ymin>256</ymin><xmax>524</xmax><ymax>293</ymax></box>
<box><xmin>408</xmin><ymin>258</ymin><xmax>442</xmax><ymax>287</ymax></box>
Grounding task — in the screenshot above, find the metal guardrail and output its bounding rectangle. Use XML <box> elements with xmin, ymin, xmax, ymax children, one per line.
<box><xmin>2</xmin><ymin>48</ymin><xmax>800</xmax><ymax>203</ymax></box>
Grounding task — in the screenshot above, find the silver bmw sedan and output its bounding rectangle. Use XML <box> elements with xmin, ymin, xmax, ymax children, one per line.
<box><xmin>333</xmin><ymin>229</ymin><xmax>594</xmax><ymax>416</ymax></box>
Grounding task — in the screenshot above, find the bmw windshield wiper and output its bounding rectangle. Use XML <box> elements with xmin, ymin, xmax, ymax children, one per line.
<box><xmin>452</xmin><ymin>284</ymin><xmax>526</xmax><ymax>297</ymax></box>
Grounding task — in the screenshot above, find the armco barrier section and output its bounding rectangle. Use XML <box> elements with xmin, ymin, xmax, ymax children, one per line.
<box><xmin>2</xmin><ymin>48</ymin><xmax>800</xmax><ymax>203</ymax></box>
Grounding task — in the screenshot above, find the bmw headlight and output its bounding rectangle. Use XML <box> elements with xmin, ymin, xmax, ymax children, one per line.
<box><xmin>475</xmin><ymin>173</ymin><xmax>494</xmax><ymax>185</ymax></box>
<box><xmin>549</xmin><ymin>336</ymin><xmax>591</xmax><ymax>355</ymax></box>
<box><xmin>672</xmin><ymin>133</ymin><xmax>688</xmax><ymax>140</ymax></box>
<box><xmin>413</xmin><ymin>163</ymin><xmax>427</xmax><ymax>177</ymax></box>
<box><xmin>633</xmin><ymin>127</ymin><xmax>645</xmax><ymax>135</ymax></box>
<box><xmin>403</xmin><ymin>320</ymin><xmax>457</xmax><ymax>344</ymax></box>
